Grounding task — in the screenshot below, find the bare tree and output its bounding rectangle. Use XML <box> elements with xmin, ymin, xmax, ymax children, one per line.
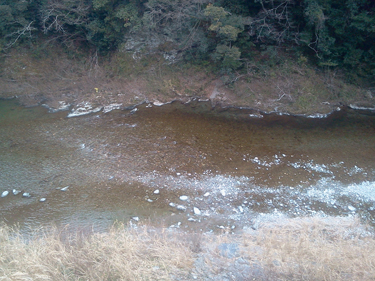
<box><xmin>40</xmin><ymin>0</ymin><xmax>91</xmax><ymax>46</ymax></box>
<box><xmin>142</xmin><ymin>0</ymin><xmax>209</xmax><ymax>50</ymax></box>
<box><xmin>249</xmin><ymin>0</ymin><xmax>296</xmax><ymax>45</ymax></box>
<box><xmin>5</xmin><ymin>20</ymin><xmax>36</xmax><ymax>49</ymax></box>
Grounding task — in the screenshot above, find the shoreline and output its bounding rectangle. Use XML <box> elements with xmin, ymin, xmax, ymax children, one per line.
<box><xmin>1</xmin><ymin>47</ymin><xmax>374</xmax><ymax>119</ymax></box>
<box><xmin>2</xmin><ymin>94</ymin><xmax>375</xmax><ymax>121</ymax></box>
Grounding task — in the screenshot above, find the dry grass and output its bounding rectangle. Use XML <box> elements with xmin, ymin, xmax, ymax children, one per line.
<box><xmin>242</xmin><ymin>217</ymin><xmax>375</xmax><ymax>280</ymax></box>
<box><xmin>0</xmin><ymin>223</ymin><xmax>194</xmax><ymax>280</ymax></box>
<box><xmin>1</xmin><ymin>217</ymin><xmax>375</xmax><ymax>280</ymax></box>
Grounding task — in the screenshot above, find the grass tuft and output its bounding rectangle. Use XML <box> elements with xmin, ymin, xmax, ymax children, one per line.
<box><xmin>0</xmin><ymin>223</ymin><xmax>194</xmax><ymax>280</ymax></box>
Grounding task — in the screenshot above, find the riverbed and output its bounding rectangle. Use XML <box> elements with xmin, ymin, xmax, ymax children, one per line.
<box><xmin>1</xmin><ymin>98</ymin><xmax>374</xmax><ymax>233</ymax></box>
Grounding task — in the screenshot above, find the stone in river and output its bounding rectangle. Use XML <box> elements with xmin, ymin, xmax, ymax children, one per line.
<box><xmin>1</xmin><ymin>191</ymin><xmax>9</xmax><ymax>198</ymax></box>
<box><xmin>60</xmin><ymin>186</ymin><xmax>69</xmax><ymax>191</ymax></box>
<box><xmin>193</xmin><ymin>207</ymin><xmax>201</xmax><ymax>215</ymax></box>
<box><xmin>348</xmin><ymin>205</ymin><xmax>356</xmax><ymax>211</ymax></box>
<box><xmin>179</xmin><ymin>195</ymin><xmax>188</xmax><ymax>201</ymax></box>
<box><xmin>12</xmin><ymin>189</ymin><xmax>20</xmax><ymax>195</ymax></box>
<box><xmin>176</xmin><ymin>205</ymin><xmax>187</xmax><ymax>211</ymax></box>
<box><xmin>22</xmin><ymin>192</ymin><xmax>31</xmax><ymax>198</ymax></box>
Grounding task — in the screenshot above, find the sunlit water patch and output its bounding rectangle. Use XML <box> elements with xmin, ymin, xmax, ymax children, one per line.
<box><xmin>0</xmin><ymin>99</ymin><xmax>374</xmax><ymax>233</ymax></box>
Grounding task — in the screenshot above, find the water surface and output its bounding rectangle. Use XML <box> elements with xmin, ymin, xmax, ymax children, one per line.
<box><xmin>1</xmin><ymin>99</ymin><xmax>374</xmax><ymax>233</ymax></box>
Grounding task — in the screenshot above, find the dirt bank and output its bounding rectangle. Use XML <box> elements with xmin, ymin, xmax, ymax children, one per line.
<box><xmin>1</xmin><ymin>47</ymin><xmax>374</xmax><ymax>116</ymax></box>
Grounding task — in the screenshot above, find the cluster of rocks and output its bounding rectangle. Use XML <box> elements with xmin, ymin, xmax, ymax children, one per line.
<box><xmin>145</xmin><ymin>190</ymin><xmax>204</xmax><ymax>219</ymax></box>
<box><xmin>0</xmin><ymin>186</ymin><xmax>71</xmax><ymax>203</ymax></box>
<box><xmin>1</xmin><ymin>189</ymin><xmax>33</xmax><ymax>199</ymax></box>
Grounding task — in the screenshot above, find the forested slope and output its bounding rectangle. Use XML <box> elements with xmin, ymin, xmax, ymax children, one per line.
<box><xmin>0</xmin><ymin>0</ymin><xmax>374</xmax><ymax>114</ymax></box>
<box><xmin>1</xmin><ymin>0</ymin><xmax>374</xmax><ymax>78</ymax></box>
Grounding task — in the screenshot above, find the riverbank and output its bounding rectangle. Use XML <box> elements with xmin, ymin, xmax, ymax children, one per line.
<box><xmin>1</xmin><ymin>47</ymin><xmax>375</xmax><ymax>279</ymax></box>
<box><xmin>1</xmin><ymin>216</ymin><xmax>374</xmax><ymax>281</ymax></box>
<box><xmin>1</xmin><ymin>47</ymin><xmax>374</xmax><ymax>116</ymax></box>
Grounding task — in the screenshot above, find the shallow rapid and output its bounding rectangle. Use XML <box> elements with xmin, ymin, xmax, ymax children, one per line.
<box><xmin>1</xmin><ymin>99</ymin><xmax>374</xmax><ymax>233</ymax></box>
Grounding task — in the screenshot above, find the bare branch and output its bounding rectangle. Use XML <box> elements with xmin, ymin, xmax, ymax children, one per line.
<box><xmin>40</xmin><ymin>0</ymin><xmax>90</xmax><ymax>37</ymax></box>
<box><xmin>5</xmin><ymin>21</ymin><xmax>36</xmax><ymax>49</ymax></box>
<box><xmin>250</xmin><ymin>0</ymin><xmax>296</xmax><ymax>45</ymax></box>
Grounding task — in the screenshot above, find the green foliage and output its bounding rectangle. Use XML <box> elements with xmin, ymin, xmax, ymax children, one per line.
<box><xmin>202</xmin><ymin>3</ymin><xmax>246</xmax><ymax>71</ymax></box>
<box><xmin>92</xmin><ymin>0</ymin><xmax>111</xmax><ymax>10</ymax></box>
<box><xmin>213</xmin><ymin>45</ymin><xmax>242</xmax><ymax>70</ymax></box>
<box><xmin>204</xmin><ymin>4</ymin><xmax>244</xmax><ymax>42</ymax></box>
<box><xmin>0</xmin><ymin>0</ymin><xmax>373</xmax><ymax>81</ymax></box>
<box><xmin>0</xmin><ymin>0</ymin><xmax>37</xmax><ymax>49</ymax></box>
<box><xmin>204</xmin><ymin>4</ymin><xmax>228</xmax><ymax>21</ymax></box>
<box><xmin>305</xmin><ymin>0</ymin><xmax>326</xmax><ymax>30</ymax></box>
<box><xmin>87</xmin><ymin>1</ymin><xmax>142</xmax><ymax>52</ymax></box>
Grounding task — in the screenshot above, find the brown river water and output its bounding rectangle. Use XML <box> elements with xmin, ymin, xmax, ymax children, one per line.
<box><xmin>1</xmin><ymin>98</ymin><xmax>375</xmax><ymax>233</ymax></box>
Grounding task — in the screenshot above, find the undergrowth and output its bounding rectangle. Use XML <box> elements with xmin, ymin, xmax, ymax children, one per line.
<box><xmin>1</xmin><ymin>217</ymin><xmax>374</xmax><ymax>280</ymax></box>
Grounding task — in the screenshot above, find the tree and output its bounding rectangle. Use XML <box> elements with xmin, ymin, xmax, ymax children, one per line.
<box><xmin>87</xmin><ymin>0</ymin><xmax>143</xmax><ymax>52</ymax></box>
<box><xmin>141</xmin><ymin>0</ymin><xmax>208</xmax><ymax>51</ymax></box>
<box><xmin>40</xmin><ymin>0</ymin><xmax>91</xmax><ymax>48</ymax></box>
<box><xmin>0</xmin><ymin>0</ymin><xmax>38</xmax><ymax>50</ymax></box>
<box><xmin>203</xmin><ymin>3</ymin><xmax>246</xmax><ymax>71</ymax></box>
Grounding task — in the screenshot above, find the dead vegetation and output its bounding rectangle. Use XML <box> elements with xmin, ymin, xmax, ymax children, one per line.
<box><xmin>0</xmin><ymin>45</ymin><xmax>373</xmax><ymax>115</ymax></box>
<box><xmin>1</xmin><ymin>217</ymin><xmax>375</xmax><ymax>281</ymax></box>
<box><xmin>242</xmin><ymin>216</ymin><xmax>375</xmax><ymax>280</ymax></box>
<box><xmin>0</xmin><ymin>223</ymin><xmax>194</xmax><ymax>280</ymax></box>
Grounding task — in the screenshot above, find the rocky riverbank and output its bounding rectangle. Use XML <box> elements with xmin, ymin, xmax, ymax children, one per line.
<box><xmin>1</xmin><ymin>47</ymin><xmax>374</xmax><ymax>117</ymax></box>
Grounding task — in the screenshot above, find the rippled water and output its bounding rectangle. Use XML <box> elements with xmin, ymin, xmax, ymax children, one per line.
<box><xmin>1</xmin><ymin>98</ymin><xmax>374</xmax><ymax>233</ymax></box>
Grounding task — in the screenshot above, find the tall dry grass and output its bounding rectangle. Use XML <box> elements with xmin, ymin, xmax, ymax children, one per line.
<box><xmin>242</xmin><ymin>217</ymin><xmax>375</xmax><ymax>280</ymax></box>
<box><xmin>1</xmin><ymin>217</ymin><xmax>375</xmax><ymax>281</ymax></box>
<box><xmin>0</xmin><ymin>223</ymin><xmax>194</xmax><ymax>280</ymax></box>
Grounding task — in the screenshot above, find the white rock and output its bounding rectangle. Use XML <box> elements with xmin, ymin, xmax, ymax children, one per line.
<box><xmin>154</xmin><ymin>189</ymin><xmax>160</xmax><ymax>194</ymax></box>
<box><xmin>22</xmin><ymin>192</ymin><xmax>31</xmax><ymax>198</ymax></box>
<box><xmin>203</xmin><ymin>192</ymin><xmax>210</xmax><ymax>197</ymax></box>
<box><xmin>179</xmin><ymin>195</ymin><xmax>188</xmax><ymax>201</ymax></box>
<box><xmin>67</xmin><ymin>102</ymin><xmax>103</xmax><ymax>118</ymax></box>
<box><xmin>147</xmin><ymin>198</ymin><xmax>153</xmax><ymax>203</ymax></box>
<box><xmin>176</xmin><ymin>205</ymin><xmax>186</xmax><ymax>211</ymax></box>
<box><xmin>39</xmin><ymin>198</ymin><xmax>46</xmax><ymax>202</ymax></box>
<box><xmin>103</xmin><ymin>103</ymin><xmax>122</xmax><ymax>113</ymax></box>
<box><xmin>132</xmin><ymin>217</ymin><xmax>140</xmax><ymax>222</ymax></box>
<box><xmin>348</xmin><ymin>205</ymin><xmax>356</xmax><ymax>211</ymax></box>
<box><xmin>238</xmin><ymin>206</ymin><xmax>244</xmax><ymax>213</ymax></box>
<box><xmin>220</xmin><ymin>190</ymin><xmax>226</xmax><ymax>196</ymax></box>
<box><xmin>12</xmin><ymin>189</ymin><xmax>20</xmax><ymax>195</ymax></box>
<box><xmin>193</xmin><ymin>207</ymin><xmax>201</xmax><ymax>215</ymax></box>
<box><xmin>153</xmin><ymin>100</ymin><xmax>165</xmax><ymax>106</ymax></box>
<box><xmin>169</xmin><ymin>202</ymin><xmax>176</xmax><ymax>208</ymax></box>
<box><xmin>60</xmin><ymin>186</ymin><xmax>69</xmax><ymax>191</ymax></box>
<box><xmin>1</xmin><ymin>191</ymin><xmax>9</xmax><ymax>198</ymax></box>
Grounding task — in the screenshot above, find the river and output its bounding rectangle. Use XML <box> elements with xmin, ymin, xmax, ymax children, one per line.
<box><xmin>1</xmin><ymin>98</ymin><xmax>374</xmax><ymax>233</ymax></box>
